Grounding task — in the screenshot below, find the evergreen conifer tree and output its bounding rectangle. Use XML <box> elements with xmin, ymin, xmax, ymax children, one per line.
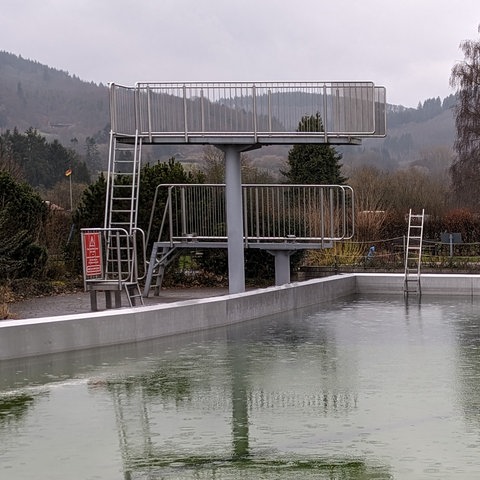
<box><xmin>282</xmin><ymin>113</ymin><xmax>346</xmax><ymax>185</ymax></box>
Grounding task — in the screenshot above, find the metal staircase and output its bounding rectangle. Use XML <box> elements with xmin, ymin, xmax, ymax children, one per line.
<box><xmin>404</xmin><ymin>209</ymin><xmax>425</xmax><ymax>296</ymax></box>
<box><xmin>124</xmin><ymin>281</ymin><xmax>144</xmax><ymax>307</ymax></box>
<box><xmin>143</xmin><ymin>246</ymin><xmax>180</xmax><ymax>297</ymax></box>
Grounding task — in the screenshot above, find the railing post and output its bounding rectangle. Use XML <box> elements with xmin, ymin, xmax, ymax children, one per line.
<box><xmin>255</xmin><ymin>187</ymin><xmax>260</xmax><ymax>239</ymax></box>
<box><xmin>320</xmin><ymin>188</ymin><xmax>325</xmax><ymax>245</ymax></box>
<box><xmin>200</xmin><ymin>89</ymin><xmax>205</xmax><ymax>133</ymax></box>
<box><xmin>168</xmin><ymin>187</ymin><xmax>174</xmax><ymax>248</ymax></box>
<box><xmin>252</xmin><ymin>85</ymin><xmax>258</xmax><ymax>143</ymax></box>
<box><xmin>147</xmin><ymin>85</ymin><xmax>152</xmax><ymax>142</ymax></box>
<box><xmin>181</xmin><ymin>187</ymin><xmax>187</xmax><ymax>236</ymax></box>
<box><xmin>329</xmin><ymin>187</ymin><xmax>335</xmax><ymax>239</ymax></box>
<box><xmin>323</xmin><ymin>83</ymin><xmax>328</xmax><ymax>142</ymax></box>
<box><xmin>109</xmin><ymin>83</ymin><xmax>117</xmax><ymax>134</ymax></box>
<box><xmin>134</xmin><ymin>85</ymin><xmax>140</xmax><ymax>137</ymax></box>
<box><xmin>243</xmin><ymin>186</ymin><xmax>249</xmax><ymax>246</ymax></box>
<box><xmin>183</xmin><ymin>84</ymin><xmax>188</xmax><ymax>141</ymax></box>
<box><xmin>268</xmin><ymin>89</ymin><xmax>272</xmax><ymax>133</ymax></box>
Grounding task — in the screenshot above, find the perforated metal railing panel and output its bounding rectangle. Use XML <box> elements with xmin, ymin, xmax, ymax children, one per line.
<box><xmin>109</xmin><ymin>81</ymin><xmax>386</xmax><ymax>144</ymax></box>
<box><xmin>148</xmin><ymin>184</ymin><xmax>354</xmax><ymax>246</ymax></box>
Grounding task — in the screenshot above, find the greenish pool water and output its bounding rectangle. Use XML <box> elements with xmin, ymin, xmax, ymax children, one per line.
<box><xmin>2</xmin><ymin>294</ymin><xmax>480</xmax><ymax>479</ymax></box>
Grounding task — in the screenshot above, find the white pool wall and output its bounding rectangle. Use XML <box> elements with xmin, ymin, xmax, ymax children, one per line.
<box><xmin>1</xmin><ymin>273</ymin><xmax>479</xmax><ymax>360</ymax></box>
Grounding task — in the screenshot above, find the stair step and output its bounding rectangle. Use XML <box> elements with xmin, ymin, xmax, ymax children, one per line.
<box><xmin>124</xmin><ymin>281</ymin><xmax>145</xmax><ymax>307</ymax></box>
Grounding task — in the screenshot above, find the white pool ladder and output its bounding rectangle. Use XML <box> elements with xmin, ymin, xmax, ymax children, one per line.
<box><xmin>404</xmin><ymin>209</ymin><xmax>425</xmax><ymax>296</ymax></box>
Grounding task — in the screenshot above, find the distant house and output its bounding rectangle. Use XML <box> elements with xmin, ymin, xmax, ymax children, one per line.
<box><xmin>44</xmin><ymin>200</ymin><xmax>65</xmax><ymax>211</ymax></box>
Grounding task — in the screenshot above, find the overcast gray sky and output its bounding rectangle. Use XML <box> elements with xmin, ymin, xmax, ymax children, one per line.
<box><xmin>2</xmin><ymin>0</ymin><xmax>479</xmax><ymax>107</ymax></box>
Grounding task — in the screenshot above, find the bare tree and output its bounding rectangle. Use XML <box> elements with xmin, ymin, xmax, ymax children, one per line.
<box><xmin>348</xmin><ymin>166</ymin><xmax>389</xmax><ymax>240</ymax></box>
<box><xmin>349</xmin><ymin>166</ymin><xmax>389</xmax><ymax>213</ymax></box>
<box><xmin>202</xmin><ymin>145</ymin><xmax>225</xmax><ymax>183</ymax></box>
<box><xmin>349</xmin><ymin>165</ymin><xmax>449</xmax><ymax>240</ymax></box>
<box><xmin>412</xmin><ymin>146</ymin><xmax>455</xmax><ymax>179</ymax></box>
<box><xmin>201</xmin><ymin>146</ymin><xmax>274</xmax><ymax>184</ymax></box>
<box><xmin>450</xmin><ymin>24</ymin><xmax>480</xmax><ymax>207</ymax></box>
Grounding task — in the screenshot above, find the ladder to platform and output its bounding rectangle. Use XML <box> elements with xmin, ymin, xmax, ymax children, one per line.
<box><xmin>404</xmin><ymin>209</ymin><xmax>425</xmax><ymax>296</ymax></box>
<box><xmin>103</xmin><ymin>131</ymin><xmax>145</xmax><ymax>307</ymax></box>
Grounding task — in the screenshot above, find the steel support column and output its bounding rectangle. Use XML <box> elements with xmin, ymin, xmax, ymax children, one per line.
<box><xmin>220</xmin><ymin>145</ymin><xmax>247</xmax><ymax>294</ymax></box>
<box><xmin>268</xmin><ymin>250</ymin><xmax>296</xmax><ymax>286</ymax></box>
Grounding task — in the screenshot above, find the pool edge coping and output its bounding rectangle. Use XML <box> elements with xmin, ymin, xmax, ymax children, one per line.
<box><xmin>0</xmin><ymin>273</ymin><xmax>478</xmax><ymax>360</ymax></box>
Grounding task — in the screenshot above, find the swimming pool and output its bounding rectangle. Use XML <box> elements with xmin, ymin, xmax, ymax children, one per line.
<box><xmin>2</xmin><ymin>294</ymin><xmax>480</xmax><ymax>479</ymax></box>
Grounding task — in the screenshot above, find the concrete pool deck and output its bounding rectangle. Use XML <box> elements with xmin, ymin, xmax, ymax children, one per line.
<box><xmin>8</xmin><ymin>286</ymin><xmax>231</xmax><ymax>320</ymax></box>
<box><xmin>2</xmin><ymin>273</ymin><xmax>480</xmax><ymax>361</ymax></box>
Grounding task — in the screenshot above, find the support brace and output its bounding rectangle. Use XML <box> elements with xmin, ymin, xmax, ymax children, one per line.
<box><xmin>267</xmin><ymin>250</ymin><xmax>296</xmax><ymax>286</ymax></box>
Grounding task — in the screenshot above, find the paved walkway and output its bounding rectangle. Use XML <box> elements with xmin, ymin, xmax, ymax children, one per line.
<box><xmin>8</xmin><ymin>288</ymin><xmax>229</xmax><ymax>320</ymax></box>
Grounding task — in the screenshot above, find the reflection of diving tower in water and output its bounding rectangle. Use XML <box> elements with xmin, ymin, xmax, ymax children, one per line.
<box><xmin>84</xmin><ymin>82</ymin><xmax>386</xmax><ymax>306</ymax></box>
<box><xmin>104</xmin><ymin>325</ymin><xmax>363</xmax><ymax>478</ymax></box>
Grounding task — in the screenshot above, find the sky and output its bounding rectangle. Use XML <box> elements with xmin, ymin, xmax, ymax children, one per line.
<box><xmin>2</xmin><ymin>0</ymin><xmax>480</xmax><ymax>108</ymax></box>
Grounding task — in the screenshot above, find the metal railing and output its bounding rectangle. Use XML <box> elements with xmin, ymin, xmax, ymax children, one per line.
<box><xmin>81</xmin><ymin>227</ymin><xmax>147</xmax><ymax>286</ymax></box>
<box><xmin>147</xmin><ymin>184</ymin><xmax>354</xmax><ymax>247</ymax></box>
<box><xmin>109</xmin><ymin>81</ymin><xmax>386</xmax><ymax>142</ymax></box>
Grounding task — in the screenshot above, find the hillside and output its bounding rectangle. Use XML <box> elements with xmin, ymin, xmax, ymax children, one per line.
<box><xmin>341</xmin><ymin>106</ymin><xmax>456</xmax><ymax>175</ymax></box>
<box><xmin>0</xmin><ymin>51</ymin><xmax>457</xmax><ymax>177</ymax></box>
<box><xmin>0</xmin><ymin>51</ymin><xmax>110</xmax><ymax>146</ymax></box>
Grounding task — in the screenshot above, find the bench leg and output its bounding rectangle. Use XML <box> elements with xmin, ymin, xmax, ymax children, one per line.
<box><xmin>88</xmin><ymin>288</ymin><xmax>122</xmax><ymax>311</ymax></box>
<box><xmin>105</xmin><ymin>291</ymin><xmax>112</xmax><ymax>309</ymax></box>
<box><xmin>114</xmin><ymin>290</ymin><xmax>122</xmax><ymax>308</ymax></box>
<box><xmin>90</xmin><ymin>291</ymin><xmax>98</xmax><ymax>312</ymax></box>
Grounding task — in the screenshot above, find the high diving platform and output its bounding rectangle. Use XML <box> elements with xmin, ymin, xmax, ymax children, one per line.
<box><xmin>109</xmin><ymin>81</ymin><xmax>386</xmax><ymax>145</ymax></box>
<box><xmin>82</xmin><ymin>81</ymin><xmax>386</xmax><ymax>309</ymax></box>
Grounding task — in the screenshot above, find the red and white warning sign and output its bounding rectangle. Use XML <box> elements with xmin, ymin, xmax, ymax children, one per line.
<box><xmin>82</xmin><ymin>232</ymin><xmax>103</xmax><ymax>277</ymax></box>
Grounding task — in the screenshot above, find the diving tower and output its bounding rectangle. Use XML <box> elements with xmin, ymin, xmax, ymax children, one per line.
<box><xmin>82</xmin><ymin>81</ymin><xmax>386</xmax><ymax>307</ymax></box>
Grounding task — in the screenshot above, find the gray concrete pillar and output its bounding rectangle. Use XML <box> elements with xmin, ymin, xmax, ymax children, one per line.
<box><xmin>269</xmin><ymin>250</ymin><xmax>295</xmax><ymax>286</ymax></box>
<box><xmin>222</xmin><ymin>145</ymin><xmax>245</xmax><ymax>294</ymax></box>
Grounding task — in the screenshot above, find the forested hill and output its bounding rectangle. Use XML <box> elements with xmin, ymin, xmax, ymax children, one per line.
<box><xmin>387</xmin><ymin>95</ymin><xmax>456</xmax><ymax>128</ymax></box>
<box><xmin>339</xmin><ymin>94</ymin><xmax>457</xmax><ymax>175</ymax></box>
<box><xmin>0</xmin><ymin>51</ymin><xmax>457</xmax><ymax>175</ymax></box>
<box><xmin>0</xmin><ymin>51</ymin><xmax>109</xmax><ymax>146</ymax></box>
